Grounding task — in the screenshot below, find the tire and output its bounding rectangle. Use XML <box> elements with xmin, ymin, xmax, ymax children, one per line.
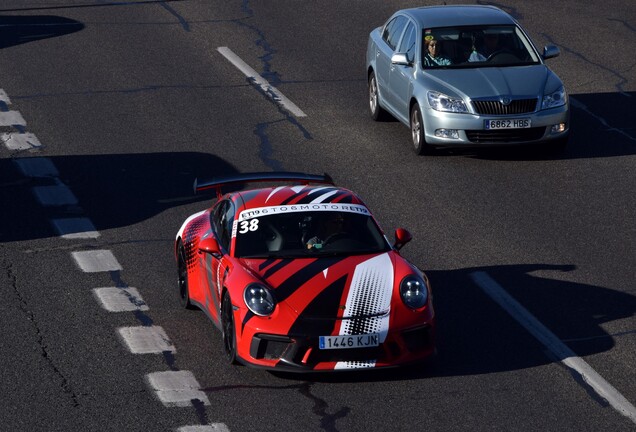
<box><xmin>368</xmin><ymin>71</ymin><xmax>387</xmax><ymax>121</ymax></box>
<box><xmin>221</xmin><ymin>291</ymin><xmax>238</xmax><ymax>365</ymax></box>
<box><xmin>410</xmin><ymin>103</ymin><xmax>434</xmax><ymax>155</ymax></box>
<box><xmin>177</xmin><ymin>242</ymin><xmax>194</xmax><ymax>309</ymax></box>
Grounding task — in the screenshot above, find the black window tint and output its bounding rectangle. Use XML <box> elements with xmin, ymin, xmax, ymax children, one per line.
<box><xmin>382</xmin><ymin>16</ymin><xmax>407</xmax><ymax>50</ymax></box>
<box><xmin>212</xmin><ymin>200</ymin><xmax>233</xmax><ymax>252</ymax></box>
<box><xmin>398</xmin><ymin>22</ymin><xmax>416</xmax><ymax>61</ymax></box>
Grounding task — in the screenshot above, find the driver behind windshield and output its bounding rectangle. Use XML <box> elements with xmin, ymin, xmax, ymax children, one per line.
<box><xmin>469</xmin><ymin>32</ymin><xmax>500</xmax><ymax>61</ymax></box>
<box><xmin>306</xmin><ymin>213</ymin><xmax>349</xmax><ymax>250</ymax></box>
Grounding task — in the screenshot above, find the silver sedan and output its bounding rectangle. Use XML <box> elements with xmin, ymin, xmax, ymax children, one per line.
<box><xmin>366</xmin><ymin>5</ymin><xmax>570</xmax><ymax>154</ymax></box>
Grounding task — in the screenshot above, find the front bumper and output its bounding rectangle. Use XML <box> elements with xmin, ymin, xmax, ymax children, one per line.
<box><xmin>241</xmin><ymin>322</ymin><xmax>436</xmax><ymax>372</ymax></box>
<box><xmin>422</xmin><ymin>103</ymin><xmax>570</xmax><ymax>147</ymax></box>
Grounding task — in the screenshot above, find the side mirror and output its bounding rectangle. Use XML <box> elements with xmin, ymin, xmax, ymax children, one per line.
<box><xmin>542</xmin><ymin>45</ymin><xmax>560</xmax><ymax>60</ymax></box>
<box><xmin>393</xmin><ymin>228</ymin><xmax>412</xmax><ymax>251</ymax></box>
<box><xmin>391</xmin><ymin>52</ymin><xmax>411</xmax><ymax>66</ymax></box>
<box><xmin>198</xmin><ymin>236</ymin><xmax>221</xmax><ymax>257</ymax></box>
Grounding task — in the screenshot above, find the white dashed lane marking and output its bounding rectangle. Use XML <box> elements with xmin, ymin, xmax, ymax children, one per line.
<box><xmin>14</xmin><ymin>157</ymin><xmax>58</xmax><ymax>177</ymax></box>
<box><xmin>32</xmin><ymin>183</ymin><xmax>78</xmax><ymax>206</ymax></box>
<box><xmin>217</xmin><ymin>46</ymin><xmax>307</xmax><ymax>118</ymax></box>
<box><xmin>52</xmin><ymin>218</ymin><xmax>100</xmax><ymax>239</ymax></box>
<box><xmin>93</xmin><ymin>287</ymin><xmax>149</xmax><ymax>312</ymax></box>
<box><xmin>471</xmin><ymin>271</ymin><xmax>636</xmax><ymax>425</ymax></box>
<box><xmin>118</xmin><ymin>326</ymin><xmax>176</xmax><ymax>354</ymax></box>
<box><xmin>0</xmin><ymin>110</ymin><xmax>26</xmax><ymax>126</ymax></box>
<box><xmin>72</xmin><ymin>250</ymin><xmax>122</xmax><ymax>272</ymax></box>
<box><xmin>0</xmin><ymin>89</ymin><xmax>11</xmax><ymax>104</ymax></box>
<box><xmin>2</xmin><ymin>132</ymin><xmax>42</xmax><ymax>150</ymax></box>
<box><xmin>146</xmin><ymin>371</ymin><xmax>210</xmax><ymax>407</ymax></box>
<box><xmin>178</xmin><ymin>425</ymin><xmax>231</xmax><ymax>432</ymax></box>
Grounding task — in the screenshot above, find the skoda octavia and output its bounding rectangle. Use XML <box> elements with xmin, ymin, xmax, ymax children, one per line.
<box><xmin>366</xmin><ymin>5</ymin><xmax>570</xmax><ymax>154</ymax></box>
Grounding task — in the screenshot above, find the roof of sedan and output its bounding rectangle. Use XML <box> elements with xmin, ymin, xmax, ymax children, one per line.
<box><xmin>400</xmin><ymin>5</ymin><xmax>516</xmax><ymax>28</ymax></box>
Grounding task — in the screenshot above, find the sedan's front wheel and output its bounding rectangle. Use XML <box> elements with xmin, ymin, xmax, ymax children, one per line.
<box><xmin>410</xmin><ymin>103</ymin><xmax>433</xmax><ymax>155</ymax></box>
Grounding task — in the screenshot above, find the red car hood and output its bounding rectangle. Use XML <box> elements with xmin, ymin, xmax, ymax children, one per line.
<box><xmin>240</xmin><ymin>252</ymin><xmax>398</xmax><ymax>319</ymax></box>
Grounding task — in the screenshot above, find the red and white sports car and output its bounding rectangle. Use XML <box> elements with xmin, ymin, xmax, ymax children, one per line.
<box><xmin>175</xmin><ymin>172</ymin><xmax>435</xmax><ymax>371</ymax></box>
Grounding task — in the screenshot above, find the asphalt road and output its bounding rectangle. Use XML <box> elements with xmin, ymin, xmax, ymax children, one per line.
<box><xmin>0</xmin><ymin>1</ymin><xmax>635</xmax><ymax>431</ymax></box>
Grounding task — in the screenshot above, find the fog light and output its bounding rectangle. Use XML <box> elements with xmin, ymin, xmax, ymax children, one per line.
<box><xmin>551</xmin><ymin>123</ymin><xmax>566</xmax><ymax>134</ymax></box>
<box><xmin>435</xmin><ymin>129</ymin><xmax>459</xmax><ymax>139</ymax></box>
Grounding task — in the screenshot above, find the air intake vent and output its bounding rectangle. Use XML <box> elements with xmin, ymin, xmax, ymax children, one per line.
<box><xmin>472</xmin><ymin>98</ymin><xmax>537</xmax><ymax>115</ymax></box>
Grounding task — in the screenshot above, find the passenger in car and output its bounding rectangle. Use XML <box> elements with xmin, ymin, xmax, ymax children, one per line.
<box><xmin>423</xmin><ymin>36</ymin><xmax>452</xmax><ymax>66</ymax></box>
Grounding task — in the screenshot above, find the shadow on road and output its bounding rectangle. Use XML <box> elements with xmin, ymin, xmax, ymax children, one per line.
<box><xmin>0</xmin><ymin>15</ymin><xmax>83</xmax><ymax>49</ymax></box>
<box><xmin>0</xmin><ymin>152</ymin><xmax>239</xmax><ymax>242</ymax></box>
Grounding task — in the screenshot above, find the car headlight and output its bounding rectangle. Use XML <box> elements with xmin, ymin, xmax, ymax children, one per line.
<box><xmin>399</xmin><ymin>275</ymin><xmax>428</xmax><ymax>309</ymax></box>
<box><xmin>427</xmin><ymin>91</ymin><xmax>468</xmax><ymax>113</ymax></box>
<box><xmin>542</xmin><ymin>86</ymin><xmax>567</xmax><ymax>109</ymax></box>
<box><xmin>243</xmin><ymin>283</ymin><xmax>276</xmax><ymax>316</ymax></box>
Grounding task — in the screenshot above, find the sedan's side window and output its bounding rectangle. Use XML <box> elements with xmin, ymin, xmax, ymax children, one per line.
<box><xmin>398</xmin><ymin>22</ymin><xmax>416</xmax><ymax>62</ymax></box>
<box><xmin>382</xmin><ymin>16</ymin><xmax>408</xmax><ymax>51</ymax></box>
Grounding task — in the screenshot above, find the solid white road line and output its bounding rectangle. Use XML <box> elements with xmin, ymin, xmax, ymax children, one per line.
<box><xmin>118</xmin><ymin>326</ymin><xmax>175</xmax><ymax>354</ymax></box>
<box><xmin>2</xmin><ymin>132</ymin><xmax>42</xmax><ymax>151</ymax></box>
<box><xmin>32</xmin><ymin>184</ymin><xmax>78</xmax><ymax>206</ymax></box>
<box><xmin>0</xmin><ymin>110</ymin><xmax>26</xmax><ymax>126</ymax></box>
<box><xmin>146</xmin><ymin>371</ymin><xmax>210</xmax><ymax>407</ymax></box>
<box><xmin>72</xmin><ymin>250</ymin><xmax>122</xmax><ymax>273</ymax></box>
<box><xmin>470</xmin><ymin>271</ymin><xmax>636</xmax><ymax>424</ymax></box>
<box><xmin>217</xmin><ymin>46</ymin><xmax>307</xmax><ymax>117</ymax></box>
<box><xmin>93</xmin><ymin>287</ymin><xmax>149</xmax><ymax>312</ymax></box>
<box><xmin>51</xmin><ymin>218</ymin><xmax>100</xmax><ymax>239</ymax></box>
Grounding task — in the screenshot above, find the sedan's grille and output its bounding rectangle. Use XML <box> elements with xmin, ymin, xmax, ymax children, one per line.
<box><xmin>466</xmin><ymin>127</ymin><xmax>546</xmax><ymax>143</ymax></box>
<box><xmin>472</xmin><ymin>98</ymin><xmax>538</xmax><ymax>115</ymax></box>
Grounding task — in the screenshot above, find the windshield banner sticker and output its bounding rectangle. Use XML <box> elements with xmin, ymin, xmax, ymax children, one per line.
<box><xmin>238</xmin><ymin>203</ymin><xmax>370</xmax><ymax>221</ymax></box>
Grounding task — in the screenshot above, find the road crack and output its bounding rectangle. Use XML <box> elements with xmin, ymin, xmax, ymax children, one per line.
<box><xmin>4</xmin><ymin>260</ymin><xmax>80</xmax><ymax>407</ymax></box>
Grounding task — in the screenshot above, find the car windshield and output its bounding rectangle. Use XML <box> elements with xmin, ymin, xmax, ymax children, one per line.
<box><xmin>421</xmin><ymin>25</ymin><xmax>540</xmax><ymax>69</ymax></box>
<box><xmin>233</xmin><ymin>210</ymin><xmax>391</xmax><ymax>258</ymax></box>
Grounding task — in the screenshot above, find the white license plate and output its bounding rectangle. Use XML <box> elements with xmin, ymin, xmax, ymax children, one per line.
<box><xmin>319</xmin><ymin>334</ymin><xmax>379</xmax><ymax>350</ymax></box>
<box><xmin>485</xmin><ymin>118</ymin><xmax>531</xmax><ymax>129</ymax></box>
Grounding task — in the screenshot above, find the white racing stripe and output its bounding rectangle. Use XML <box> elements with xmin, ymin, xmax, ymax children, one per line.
<box><xmin>471</xmin><ymin>271</ymin><xmax>636</xmax><ymax>424</ymax></box>
<box><xmin>217</xmin><ymin>46</ymin><xmax>307</xmax><ymax>117</ymax></box>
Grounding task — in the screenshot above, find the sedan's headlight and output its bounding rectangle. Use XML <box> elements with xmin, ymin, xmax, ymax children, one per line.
<box><xmin>399</xmin><ymin>275</ymin><xmax>429</xmax><ymax>309</ymax></box>
<box><xmin>427</xmin><ymin>91</ymin><xmax>468</xmax><ymax>113</ymax></box>
<box><xmin>244</xmin><ymin>283</ymin><xmax>276</xmax><ymax>316</ymax></box>
<box><xmin>542</xmin><ymin>86</ymin><xmax>567</xmax><ymax>109</ymax></box>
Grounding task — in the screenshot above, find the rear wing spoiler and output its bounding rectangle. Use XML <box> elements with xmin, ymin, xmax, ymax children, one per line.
<box><xmin>194</xmin><ymin>171</ymin><xmax>334</xmax><ymax>198</ymax></box>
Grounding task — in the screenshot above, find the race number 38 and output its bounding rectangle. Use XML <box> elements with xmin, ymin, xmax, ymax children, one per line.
<box><xmin>238</xmin><ymin>219</ymin><xmax>259</xmax><ymax>233</ymax></box>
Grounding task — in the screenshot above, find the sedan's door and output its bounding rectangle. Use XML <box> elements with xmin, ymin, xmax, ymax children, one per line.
<box><xmin>388</xmin><ymin>21</ymin><xmax>417</xmax><ymax>122</ymax></box>
<box><xmin>375</xmin><ymin>15</ymin><xmax>408</xmax><ymax>112</ymax></box>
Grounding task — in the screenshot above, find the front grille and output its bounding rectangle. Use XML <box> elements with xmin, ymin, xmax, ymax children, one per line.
<box><xmin>472</xmin><ymin>98</ymin><xmax>537</xmax><ymax>115</ymax></box>
<box><xmin>466</xmin><ymin>127</ymin><xmax>546</xmax><ymax>143</ymax></box>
